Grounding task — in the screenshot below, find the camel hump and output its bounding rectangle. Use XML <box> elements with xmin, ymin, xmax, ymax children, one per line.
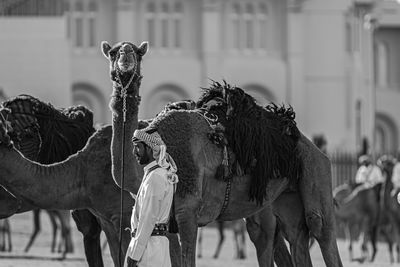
<box><xmin>2</xmin><ymin>94</ymin><xmax>95</xmax><ymax>164</ymax></box>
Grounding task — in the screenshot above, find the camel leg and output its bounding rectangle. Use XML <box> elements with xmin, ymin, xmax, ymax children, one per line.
<box><xmin>24</xmin><ymin>209</ymin><xmax>41</xmax><ymax>252</ymax></box>
<box><xmin>274</xmin><ymin>192</ymin><xmax>312</xmax><ymax>267</ymax></box>
<box><xmin>246</xmin><ymin>210</ymin><xmax>275</xmax><ymax>267</ymax></box>
<box><xmin>197</xmin><ymin>227</ymin><xmax>203</xmax><ymax>258</ymax></box>
<box><xmin>234</xmin><ymin>220</ymin><xmax>246</xmax><ymax>259</ymax></box>
<box><xmin>175</xmin><ymin>195</ymin><xmax>199</xmax><ymax>267</ymax></box>
<box><xmin>299</xmin><ymin>138</ymin><xmax>343</xmax><ymax>267</ymax></box>
<box><xmin>273</xmin><ymin>229</ymin><xmax>293</xmax><ymax>267</ymax></box>
<box><xmin>368</xmin><ymin>224</ymin><xmax>378</xmax><ymax>262</ymax></box>
<box><xmin>98</xmin><ymin>212</ymin><xmax>131</xmax><ymax>267</ymax></box>
<box><xmin>343</xmin><ymin>223</ymin><xmax>354</xmax><ymax>261</ymax></box>
<box><xmin>71</xmin><ymin>209</ymin><xmax>104</xmax><ymax>267</ymax></box>
<box><xmin>213</xmin><ymin>221</ymin><xmax>225</xmax><ymax>259</ymax></box>
<box><xmin>5</xmin><ymin>219</ymin><xmax>11</xmax><ymax>252</ymax></box>
<box><xmin>167</xmin><ymin>233</ymin><xmax>182</xmax><ymax>267</ymax></box>
<box><xmin>58</xmin><ymin>210</ymin><xmax>73</xmax><ymax>259</ymax></box>
<box><xmin>380</xmin><ymin>226</ymin><xmax>394</xmax><ymax>263</ymax></box>
<box><xmin>0</xmin><ymin>220</ymin><xmax>4</xmax><ymax>251</ymax></box>
<box><xmin>47</xmin><ymin>210</ymin><xmax>59</xmax><ymax>253</ymax></box>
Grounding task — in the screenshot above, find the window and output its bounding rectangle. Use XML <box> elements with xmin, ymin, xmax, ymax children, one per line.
<box><xmin>229</xmin><ymin>1</ymin><xmax>268</xmax><ymax>52</ymax></box>
<box><xmin>375</xmin><ymin>42</ymin><xmax>389</xmax><ymax>88</ymax></box>
<box><xmin>0</xmin><ymin>0</ymin><xmax>64</xmax><ymax>16</ymax></box>
<box><xmin>69</xmin><ymin>0</ymin><xmax>98</xmax><ymax>50</ymax></box>
<box><xmin>88</xmin><ymin>17</ymin><xmax>96</xmax><ymax>47</ymax></box>
<box><xmin>144</xmin><ymin>0</ymin><xmax>184</xmax><ymax>51</ymax></box>
<box><xmin>75</xmin><ymin>17</ymin><xmax>84</xmax><ymax>47</ymax></box>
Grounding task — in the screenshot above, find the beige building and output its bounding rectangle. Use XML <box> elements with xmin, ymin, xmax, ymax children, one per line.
<box><xmin>0</xmin><ymin>0</ymin><xmax>399</xmax><ymax>154</ymax></box>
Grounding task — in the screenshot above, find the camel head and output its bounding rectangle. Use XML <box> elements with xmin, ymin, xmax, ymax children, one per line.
<box><xmin>0</xmin><ymin>107</ymin><xmax>13</xmax><ymax>148</ymax></box>
<box><xmin>101</xmin><ymin>41</ymin><xmax>148</xmax><ymax>93</ymax></box>
<box><xmin>377</xmin><ymin>154</ymin><xmax>396</xmax><ymax>175</ymax></box>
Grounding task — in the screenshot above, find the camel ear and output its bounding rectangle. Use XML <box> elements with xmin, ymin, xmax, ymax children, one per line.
<box><xmin>137</xmin><ymin>41</ymin><xmax>149</xmax><ymax>57</ymax></box>
<box><xmin>101</xmin><ymin>41</ymin><xmax>112</xmax><ymax>58</ymax></box>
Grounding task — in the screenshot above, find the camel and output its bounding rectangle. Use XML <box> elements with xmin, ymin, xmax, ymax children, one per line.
<box><xmin>0</xmin><ymin>99</ymin><xmax>135</xmax><ymax>266</ymax></box>
<box><xmin>0</xmin><ymin>41</ymin><xmax>182</xmax><ymax>267</ymax></box>
<box><xmin>0</xmin><ymin>95</ymin><xmax>99</xmax><ymax>261</ymax></box>
<box><xmin>333</xmin><ymin>183</ymin><xmax>383</xmax><ymax>262</ymax></box>
<box><xmin>108</xmin><ymin>65</ymin><xmax>342</xmax><ymax>267</ymax></box>
<box><xmin>197</xmin><ymin>219</ymin><xmax>246</xmax><ymax>259</ymax></box>
<box><xmin>378</xmin><ymin>155</ymin><xmax>400</xmax><ymax>262</ymax></box>
<box><xmin>0</xmin><ymin>107</ymin><xmax>135</xmax><ymax>266</ymax></box>
<box><xmin>24</xmin><ymin>209</ymin><xmax>73</xmax><ymax>257</ymax></box>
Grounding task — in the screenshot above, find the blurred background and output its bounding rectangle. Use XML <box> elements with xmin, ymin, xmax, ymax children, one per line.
<box><xmin>0</xmin><ymin>0</ymin><xmax>400</xmax><ymax>266</ymax></box>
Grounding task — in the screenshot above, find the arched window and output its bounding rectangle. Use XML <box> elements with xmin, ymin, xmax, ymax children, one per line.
<box><xmin>144</xmin><ymin>84</ymin><xmax>189</xmax><ymax>118</ymax></box>
<box><xmin>375</xmin><ymin>41</ymin><xmax>389</xmax><ymax>88</ymax></box>
<box><xmin>374</xmin><ymin>113</ymin><xmax>398</xmax><ymax>154</ymax></box>
<box><xmin>72</xmin><ymin>83</ymin><xmax>107</xmax><ymax>124</ymax></box>
<box><xmin>243</xmin><ymin>84</ymin><xmax>275</xmax><ymax>106</ymax></box>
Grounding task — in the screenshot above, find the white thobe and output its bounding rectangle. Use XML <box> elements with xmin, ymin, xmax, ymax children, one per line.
<box><xmin>392</xmin><ymin>163</ymin><xmax>400</xmax><ymax>190</ymax></box>
<box><xmin>354</xmin><ymin>164</ymin><xmax>384</xmax><ymax>187</ymax></box>
<box><xmin>126</xmin><ymin>161</ymin><xmax>174</xmax><ymax>267</ymax></box>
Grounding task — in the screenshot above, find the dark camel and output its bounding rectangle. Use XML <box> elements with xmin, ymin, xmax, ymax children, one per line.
<box><xmin>108</xmin><ymin>72</ymin><xmax>342</xmax><ymax>266</ymax></box>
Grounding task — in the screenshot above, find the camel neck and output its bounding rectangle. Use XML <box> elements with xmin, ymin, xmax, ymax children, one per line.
<box><xmin>110</xmin><ymin>79</ymin><xmax>143</xmax><ymax>194</ymax></box>
<box><xmin>0</xmin><ymin>147</ymin><xmax>90</xmax><ymax>210</ymax></box>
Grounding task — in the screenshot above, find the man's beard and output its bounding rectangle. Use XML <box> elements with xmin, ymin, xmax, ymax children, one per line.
<box><xmin>139</xmin><ymin>152</ymin><xmax>152</xmax><ymax>165</ymax></box>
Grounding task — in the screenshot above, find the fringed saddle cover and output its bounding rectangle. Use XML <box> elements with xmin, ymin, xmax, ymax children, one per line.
<box><xmin>1</xmin><ymin>94</ymin><xmax>95</xmax><ymax>163</ymax></box>
<box><xmin>196</xmin><ymin>81</ymin><xmax>303</xmax><ymax>205</ymax></box>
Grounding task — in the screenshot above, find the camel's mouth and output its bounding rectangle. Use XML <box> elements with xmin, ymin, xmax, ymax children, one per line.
<box><xmin>117</xmin><ymin>52</ymin><xmax>137</xmax><ymax>73</ymax></box>
<box><xmin>117</xmin><ymin>62</ymin><xmax>135</xmax><ymax>72</ymax></box>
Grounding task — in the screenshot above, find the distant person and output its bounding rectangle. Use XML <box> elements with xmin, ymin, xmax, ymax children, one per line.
<box><xmin>312</xmin><ymin>134</ymin><xmax>327</xmax><ymax>154</ymax></box>
<box><xmin>354</xmin><ymin>155</ymin><xmax>384</xmax><ymax>188</ymax></box>
<box><xmin>391</xmin><ymin>158</ymin><xmax>400</xmax><ymax>197</ymax></box>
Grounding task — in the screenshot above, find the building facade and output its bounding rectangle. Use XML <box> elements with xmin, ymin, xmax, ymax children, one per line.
<box><xmin>0</xmin><ymin>0</ymin><xmax>399</xmax><ymax>154</ymax></box>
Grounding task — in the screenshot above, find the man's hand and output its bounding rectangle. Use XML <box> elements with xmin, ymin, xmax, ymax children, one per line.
<box><xmin>126</xmin><ymin>257</ymin><xmax>138</xmax><ymax>267</ymax></box>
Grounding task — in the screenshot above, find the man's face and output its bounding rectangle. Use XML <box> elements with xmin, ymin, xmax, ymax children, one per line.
<box><xmin>133</xmin><ymin>142</ymin><xmax>152</xmax><ymax>165</ymax></box>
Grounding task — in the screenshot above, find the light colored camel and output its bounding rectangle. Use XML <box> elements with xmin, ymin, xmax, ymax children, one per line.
<box><xmin>108</xmin><ymin>69</ymin><xmax>342</xmax><ymax>267</ymax></box>
<box><xmin>333</xmin><ymin>183</ymin><xmax>381</xmax><ymax>262</ymax></box>
<box><xmin>0</xmin><ymin>218</ymin><xmax>11</xmax><ymax>252</ymax></box>
<box><xmin>24</xmin><ymin>209</ymin><xmax>73</xmax><ymax>258</ymax></box>
<box><xmin>197</xmin><ymin>219</ymin><xmax>246</xmax><ymax>259</ymax></box>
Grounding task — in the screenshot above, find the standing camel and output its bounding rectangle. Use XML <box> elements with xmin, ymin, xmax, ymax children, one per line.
<box><xmin>0</xmin><ymin>95</ymin><xmax>97</xmax><ymax>260</ymax></box>
<box><xmin>0</xmin><ymin>41</ymin><xmax>174</xmax><ymax>267</ymax></box>
<box><xmin>378</xmin><ymin>155</ymin><xmax>400</xmax><ymax>262</ymax></box>
<box><xmin>333</xmin><ymin>183</ymin><xmax>381</xmax><ymax>262</ymax></box>
<box><xmin>0</xmin><ymin>218</ymin><xmax>11</xmax><ymax>252</ymax></box>
<box><xmin>197</xmin><ymin>220</ymin><xmax>246</xmax><ymax>259</ymax></box>
<box><xmin>0</xmin><ymin>41</ymin><xmax>338</xmax><ymax>267</ymax></box>
<box><xmin>24</xmin><ymin>209</ymin><xmax>73</xmax><ymax>257</ymax></box>
<box><xmin>108</xmin><ymin>69</ymin><xmax>342</xmax><ymax>267</ymax></box>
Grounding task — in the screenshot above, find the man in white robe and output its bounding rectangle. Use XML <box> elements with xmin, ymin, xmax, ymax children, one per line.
<box><xmin>125</xmin><ymin>129</ymin><xmax>178</xmax><ymax>267</ymax></box>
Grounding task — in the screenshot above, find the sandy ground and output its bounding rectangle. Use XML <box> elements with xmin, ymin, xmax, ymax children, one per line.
<box><xmin>0</xmin><ymin>212</ymin><xmax>396</xmax><ymax>267</ymax></box>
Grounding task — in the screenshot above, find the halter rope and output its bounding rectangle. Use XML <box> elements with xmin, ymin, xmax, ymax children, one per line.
<box><xmin>116</xmin><ymin>51</ymin><xmax>138</xmax><ymax>267</ymax></box>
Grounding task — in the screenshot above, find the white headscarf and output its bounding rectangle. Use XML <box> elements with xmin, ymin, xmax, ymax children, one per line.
<box><xmin>132</xmin><ymin>129</ymin><xmax>179</xmax><ymax>185</ymax></box>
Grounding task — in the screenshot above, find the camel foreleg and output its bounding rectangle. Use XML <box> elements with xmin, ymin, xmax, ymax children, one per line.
<box><xmin>72</xmin><ymin>209</ymin><xmax>104</xmax><ymax>267</ymax></box>
<box><xmin>213</xmin><ymin>221</ymin><xmax>225</xmax><ymax>259</ymax></box>
<box><xmin>246</xmin><ymin>211</ymin><xmax>275</xmax><ymax>267</ymax></box>
<box><xmin>24</xmin><ymin>209</ymin><xmax>41</xmax><ymax>252</ymax></box>
<box><xmin>175</xmin><ymin>195</ymin><xmax>199</xmax><ymax>267</ymax></box>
